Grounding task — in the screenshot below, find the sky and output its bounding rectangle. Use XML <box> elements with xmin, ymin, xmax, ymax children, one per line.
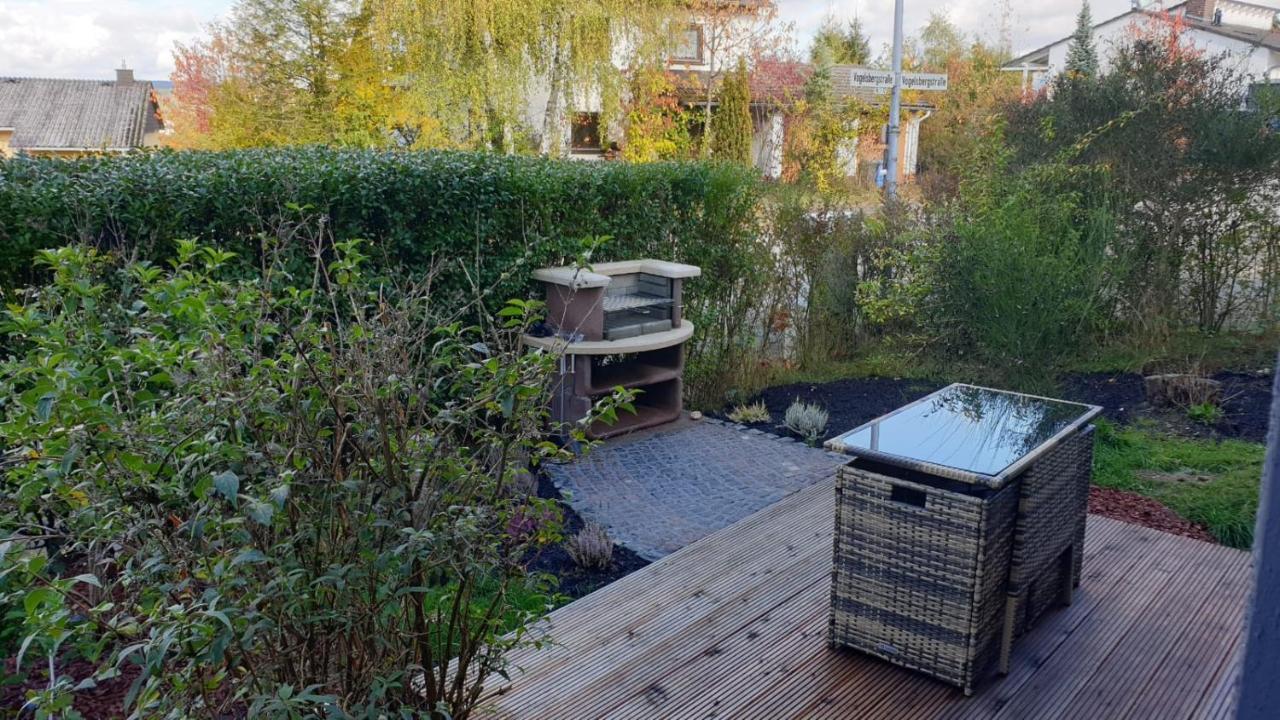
<box><xmin>0</xmin><ymin>0</ymin><xmax>1145</xmax><ymax>82</ymax></box>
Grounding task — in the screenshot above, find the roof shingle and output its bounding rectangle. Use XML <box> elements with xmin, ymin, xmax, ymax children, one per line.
<box><xmin>0</xmin><ymin>76</ymin><xmax>161</xmax><ymax>151</ymax></box>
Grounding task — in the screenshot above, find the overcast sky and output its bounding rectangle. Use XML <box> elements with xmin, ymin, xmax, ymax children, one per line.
<box><xmin>0</xmin><ymin>0</ymin><xmax>1143</xmax><ymax>82</ymax></box>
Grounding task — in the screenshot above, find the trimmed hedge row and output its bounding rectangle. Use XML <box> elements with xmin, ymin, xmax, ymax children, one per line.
<box><xmin>0</xmin><ymin>148</ymin><xmax>765</xmax><ymax>405</ymax></box>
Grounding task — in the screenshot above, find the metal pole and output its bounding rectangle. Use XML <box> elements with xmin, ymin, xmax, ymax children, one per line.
<box><xmin>885</xmin><ymin>0</ymin><xmax>905</xmax><ymax>200</ymax></box>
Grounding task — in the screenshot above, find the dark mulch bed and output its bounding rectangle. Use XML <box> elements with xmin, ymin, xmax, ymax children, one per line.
<box><xmin>527</xmin><ymin>470</ymin><xmax>650</xmax><ymax>600</ymax></box>
<box><xmin>2</xmin><ymin>656</ymin><xmax>142</xmax><ymax>720</ymax></box>
<box><xmin>730</xmin><ymin>377</ymin><xmax>945</xmax><ymax>443</ymax></box>
<box><xmin>1061</xmin><ymin>369</ymin><xmax>1273</xmax><ymax>443</ymax></box>
<box><xmin>1088</xmin><ymin>486</ymin><xmax>1215</xmax><ymax>543</ymax></box>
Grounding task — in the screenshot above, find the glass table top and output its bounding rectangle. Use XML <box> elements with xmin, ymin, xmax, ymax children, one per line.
<box><xmin>827</xmin><ymin>384</ymin><xmax>1100</xmax><ymax>479</ymax></box>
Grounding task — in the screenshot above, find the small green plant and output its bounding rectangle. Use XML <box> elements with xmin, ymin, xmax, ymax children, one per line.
<box><xmin>784</xmin><ymin>399</ymin><xmax>829</xmax><ymax>445</ymax></box>
<box><xmin>566</xmin><ymin>523</ymin><xmax>614</xmax><ymax>571</ymax></box>
<box><xmin>728</xmin><ymin>401</ymin><xmax>771</xmax><ymax>424</ymax></box>
<box><xmin>1187</xmin><ymin>402</ymin><xmax>1224</xmax><ymax>426</ymax></box>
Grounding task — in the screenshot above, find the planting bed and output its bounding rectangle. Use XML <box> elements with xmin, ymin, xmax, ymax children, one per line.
<box><xmin>1060</xmin><ymin>370</ymin><xmax>1273</xmax><ymax>443</ymax></box>
<box><xmin>528</xmin><ymin>471</ymin><xmax>650</xmax><ymax>599</ymax></box>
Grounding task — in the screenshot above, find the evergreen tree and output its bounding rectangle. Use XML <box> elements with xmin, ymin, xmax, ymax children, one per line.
<box><xmin>711</xmin><ymin>59</ymin><xmax>753</xmax><ymax>166</ymax></box>
<box><xmin>810</xmin><ymin>15</ymin><xmax>872</xmax><ymax>66</ymax></box>
<box><xmin>1065</xmin><ymin>1</ymin><xmax>1099</xmax><ymax>77</ymax></box>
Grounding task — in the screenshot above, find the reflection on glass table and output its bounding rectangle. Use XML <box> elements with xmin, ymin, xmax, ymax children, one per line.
<box><xmin>826</xmin><ymin>384</ymin><xmax>1101</xmax><ymax>485</ymax></box>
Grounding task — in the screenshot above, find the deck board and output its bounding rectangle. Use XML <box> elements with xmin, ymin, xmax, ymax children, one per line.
<box><xmin>484</xmin><ymin>479</ymin><xmax>1252</xmax><ymax>720</ymax></box>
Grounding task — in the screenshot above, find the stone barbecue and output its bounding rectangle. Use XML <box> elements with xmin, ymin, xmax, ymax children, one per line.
<box><xmin>524</xmin><ymin>259</ymin><xmax>700</xmax><ymax>438</ymax></box>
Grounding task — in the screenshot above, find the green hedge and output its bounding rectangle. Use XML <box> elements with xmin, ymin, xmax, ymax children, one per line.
<box><xmin>0</xmin><ymin>147</ymin><xmax>765</xmax><ymax>405</ymax></box>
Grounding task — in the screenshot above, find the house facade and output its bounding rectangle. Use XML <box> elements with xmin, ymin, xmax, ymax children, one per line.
<box><xmin>524</xmin><ymin>1</ymin><xmax>931</xmax><ymax>182</ymax></box>
<box><xmin>0</xmin><ymin>68</ymin><xmax>165</xmax><ymax>158</ymax></box>
<box><xmin>1004</xmin><ymin>0</ymin><xmax>1280</xmax><ymax>91</ymax></box>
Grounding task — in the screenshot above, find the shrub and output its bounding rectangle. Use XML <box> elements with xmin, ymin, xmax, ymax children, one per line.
<box><xmin>928</xmin><ymin>154</ymin><xmax>1116</xmax><ymax>378</ymax></box>
<box><xmin>0</xmin><ymin>241</ymin><xmax>628</xmax><ymax>718</ymax></box>
<box><xmin>783</xmin><ymin>399</ymin><xmax>829</xmax><ymax>445</ymax></box>
<box><xmin>0</xmin><ymin>148</ymin><xmax>765</xmax><ymax>406</ymax></box>
<box><xmin>566</xmin><ymin>523</ymin><xmax>614</xmax><ymax>570</ymax></box>
<box><xmin>727</xmin><ymin>401</ymin><xmax>771</xmax><ymax>424</ymax></box>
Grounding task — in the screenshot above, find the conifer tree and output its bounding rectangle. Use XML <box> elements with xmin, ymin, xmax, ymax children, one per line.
<box><xmin>711</xmin><ymin>58</ymin><xmax>754</xmax><ymax>166</ymax></box>
<box><xmin>1065</xmin><ymin>1</ymin><xmax>1099</xmax><ymax>77</ymax></box>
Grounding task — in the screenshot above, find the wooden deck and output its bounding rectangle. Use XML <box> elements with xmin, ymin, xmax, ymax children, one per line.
<box><xmin>483</xmin><ymin>480</ymin><xmax>1252</xmax><ymax>720</ymax></box>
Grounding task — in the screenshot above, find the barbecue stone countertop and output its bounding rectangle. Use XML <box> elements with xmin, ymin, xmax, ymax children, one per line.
<box><xmin>532</xmin><ymin>259</ymin><xmax>702</xmax><ymax>289</ymax></box>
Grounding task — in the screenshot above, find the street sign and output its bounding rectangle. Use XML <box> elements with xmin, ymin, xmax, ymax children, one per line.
<box><xmin>834</xmin><ymin>67</ymin><xmax>949</xmax><ymax>92</ymax></box>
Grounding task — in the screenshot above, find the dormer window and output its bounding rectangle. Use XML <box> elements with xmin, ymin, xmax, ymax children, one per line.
<box><xmin>673</xmin><ymin>24</ymin><xmax>704</xmax><ymax>64</ymax></box>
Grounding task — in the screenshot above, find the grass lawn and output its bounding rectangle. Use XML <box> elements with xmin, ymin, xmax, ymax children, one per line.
<box><xmin>1092</xmin><ymin>419</ymin><xmax>1266</xmax><ymax>548</ymax></box>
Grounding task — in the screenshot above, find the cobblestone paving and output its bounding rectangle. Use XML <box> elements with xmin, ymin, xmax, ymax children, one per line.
<box><xmin>547</xmin><ymin>418</ymin><xmax>844</xmax><ymax>560</ymax></box>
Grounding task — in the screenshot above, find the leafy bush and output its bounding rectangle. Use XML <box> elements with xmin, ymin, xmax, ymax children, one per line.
<box><xmin>0</xmin><ymin>148</ymin><xmax>765</xmax><ymax>406</ymax></box>
<box><xmin>565</xmin><ymin>523</ymin><xmax>614</xmax><ymax>571</ymax></box>
<box><xmin>727</xmin><ymin>401</ymin><xmax>770</xmax><ymax>424</ymax></box>
<box><xmin>928</xmin><ymin>153</ymin><xmax>1115</xmax><ymax>377</ymax></box>
<box><xmin>1003</xmin><ymin>16</ymin><xmax>1280</xmax><ymax>332</ymax></box>
<box><xmin>0</xmin><ymin>241</ymin><xmax>626</xmax><ymax>717</ymax></box>
<box><xmin>783</xmin><ymin>399</ymin><xmax>829</xmax><ymax>445</ymax></box>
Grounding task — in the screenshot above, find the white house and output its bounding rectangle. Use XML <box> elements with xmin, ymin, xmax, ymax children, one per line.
<box><xmin>522</xmin><ymin>1</ymin><xmax>931</xmax><ymax>181</ymax></box>
<box><xmin>1003</xmin><ymin>0</ymin><xmax>1280</xmax><ymax>91</ymax></box>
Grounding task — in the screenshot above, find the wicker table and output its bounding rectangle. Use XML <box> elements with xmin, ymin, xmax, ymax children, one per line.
<box><xmin>824</xmin><ymin>384</ymin><xmax>1101</xmax><ymax>694</ymax></box>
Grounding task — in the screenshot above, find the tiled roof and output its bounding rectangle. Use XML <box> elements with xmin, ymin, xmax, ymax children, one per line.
<box><xmin>1184</xmin><ymin>16</ymin><xmax>1280</xmax><ymax>51</ymax></box>
<box><xmin>0</xmin><ymin>76</ymin><xmax>162</xmax><ymax>150</ymax></box>
<box><xmin>668</xmin><ymin>62</ymin><xmax>934</xmax><ymax>110</ymax></box>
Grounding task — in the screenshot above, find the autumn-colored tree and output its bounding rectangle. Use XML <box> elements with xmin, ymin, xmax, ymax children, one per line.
<box><xmin>168</xmin><ymin>25</ymin><xmax>235</xmax><ymax>148</ymax></box>
<box><xmin>368</xmin><ymin>0</ymin><xmax>671</xmax><ymax>153</ymax></box>
<box><xmin>909</xmin><ymin>13</ymin><xmax>1019</xmax><ymax>197</ymax></box>
<box><xmin>710</xmin><ymin>58</ymin><xmax>753</xmax><ymax>165</ymax></box>
<box><xmin>622</xmin><ymin>66</ymin><xmax>695</xmax><ymax>161</ymax></box>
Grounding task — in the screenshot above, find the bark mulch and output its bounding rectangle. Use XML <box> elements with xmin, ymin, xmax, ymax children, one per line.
<box><xmin>1087</xmin><ymin>486</ymin><xmax>1216</xmax><ymax>543</ymax></box>
<box><xmin>2</xmin><ymin>656</ymin><xmax>141</xmax><ymax>720</ymax></box>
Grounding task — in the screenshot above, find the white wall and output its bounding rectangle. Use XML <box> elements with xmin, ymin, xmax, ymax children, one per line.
<box><xmin>1030</xmin><ymin>11</ymin><xmax>1279</xmax><ymax>90</ymax></box>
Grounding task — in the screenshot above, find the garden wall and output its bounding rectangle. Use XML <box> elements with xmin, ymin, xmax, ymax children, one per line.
<box><xmin>0</xmin><ymin>148</ymin><xmax>766</xmax><ymax>405</ymax></box>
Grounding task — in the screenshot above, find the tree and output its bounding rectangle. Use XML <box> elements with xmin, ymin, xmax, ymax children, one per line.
<box><xmin>169</xmin><ymin>25</ymin><xmax>235</xmax><ymax>148</ymax></box>
<box><xmin>622</xmin><ymin>65</ymin><xmax>695</xmax><ymax>161</ymax></box>
<box><xmin>711</xmin><ymin>58</ymin><xmax>753</xmax><ymax>165</ymax></box>
<box><xmin>1004</xmin><ymin>12</ymin><xmax>1280</xmax><ymax>330</ymax></box>
<box><xmin>810</xmin><ymin>15</ymin><xmax>872</xmax><ymax>66</ymax></box>
<box><xmin>906</xmin><ymin>12</ymin><xmax>1020</xmax><ymax>196</ymax></box>
<box><xmin>1065</xmin><ymin>1</ymin><xmax>1100</xmax><ymax>78</ymax></box>
<box><xmin>685</xmin><ymin>0</ymin><xmax>786</xmax><ymax>155</ymax></box>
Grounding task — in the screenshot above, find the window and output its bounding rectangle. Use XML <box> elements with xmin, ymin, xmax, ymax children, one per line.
<box><xmin>672</xmin><ymin>24</ymin><xmax>704</xmax><ymax>63</ymax></box>
<box><xmin>571</xmin><ymin>112</ymin><xmax>602</xmax><ymax>152</ymax></box>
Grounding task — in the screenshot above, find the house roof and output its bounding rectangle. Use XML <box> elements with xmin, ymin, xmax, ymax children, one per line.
<box><xmin>1005</xmin><ymin>1</ymin><xmax>1280</xmax><ymax>67</ymax></box>
<box><xmin>0</xmin><ymin>76</ymin><xmax>163</xmax><ymax>151</ymax></box>
<box><xmin>669</xmin><ymin>61</ymin><xmax>934</xmax><ymax>110</ymax></box>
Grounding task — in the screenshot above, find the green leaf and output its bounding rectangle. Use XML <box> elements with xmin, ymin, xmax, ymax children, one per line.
<box><xmin>213</xmin><ymin>471</ymin><xmax>239</xmax><ymax>504</ymax></box>
<box><xmin>35</xmin><ymin>393</ymin><xmax>55</xmax><ymax>423</ymax></box>
<box><xmin>245</xmin><ymin>500</ymin><xmax>274</xmax><ymax>526</ymax></box>
<box><xmin>233</xmin><ymin>548</ymin><xmax>267</xmax><ymax>566</ymax></box>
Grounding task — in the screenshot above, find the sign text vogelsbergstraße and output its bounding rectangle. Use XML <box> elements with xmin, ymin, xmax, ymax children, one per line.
<box><xmin>835</xmin><ymin>67</ymin><xmax>949</xmax><ymax>92</ymax></box>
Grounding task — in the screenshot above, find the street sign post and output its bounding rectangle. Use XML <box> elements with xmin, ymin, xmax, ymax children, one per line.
<box><xmin>840</xmin><ymin>68</ymin><xmax>949</xmax><ymax>92</ymax></box>
<box><xmin>885</xmin><ymin>0</ymin><xmax>906</xmax><ymax>200</ymax></box>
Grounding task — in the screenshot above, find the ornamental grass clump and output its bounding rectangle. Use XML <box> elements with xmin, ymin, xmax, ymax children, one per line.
<box><xmin>727</xmin><ymin>400</ymin><xmax>771</xmax><ymax>424</ymax></box>
<box><xmin>0</xmin><ymin>238</ymin><xmax>629</xmax><ymax>719</ymax></box>
<box><xmin>784</xmin><ymin>399</ymin><xmax>829</xmax><ymax>445</ymax></box>
<box><xmin>566</xmin><ymin>523</ymin><xmax>614</xmax><ymax>571</ymax></box>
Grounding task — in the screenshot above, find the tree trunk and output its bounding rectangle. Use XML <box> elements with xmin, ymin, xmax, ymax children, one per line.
<box><xmin>541</xmin><ymin>22</ymin><xmax>567</xmax><ymax>157</ymax></box>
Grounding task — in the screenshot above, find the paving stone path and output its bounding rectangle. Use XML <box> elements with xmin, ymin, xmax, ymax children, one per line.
<box><xmin>546</xmin><ymin>417</ymin><xmax>844</xmax><ymax>560</ymax></box>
